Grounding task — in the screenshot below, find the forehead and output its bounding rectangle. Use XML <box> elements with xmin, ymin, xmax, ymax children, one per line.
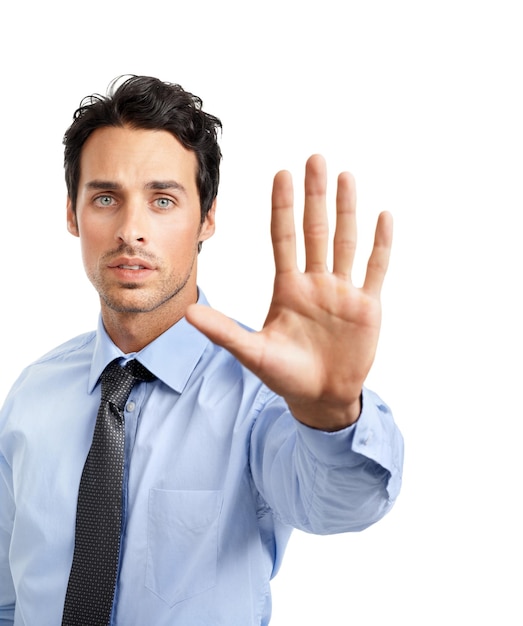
<box><xmin>79</xmin><ymin>126</ymin><xmax>198</xmax><ymax>188</ymax></box>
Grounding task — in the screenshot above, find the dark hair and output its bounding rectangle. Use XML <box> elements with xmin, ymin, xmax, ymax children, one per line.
<box><xmin>63</xmin><ymin>75</ymin><xmax>222</xmax><ymax>222</ymax></box>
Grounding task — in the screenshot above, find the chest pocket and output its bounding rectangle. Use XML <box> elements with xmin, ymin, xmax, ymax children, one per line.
<box><xmin>146</xmin><ymin>489</ymin><xmax>223</xmax><ymax>607</ymax></box>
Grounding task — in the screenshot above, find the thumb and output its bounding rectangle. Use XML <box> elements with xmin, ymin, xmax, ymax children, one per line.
<box><xmin>185</xmin><ymin>304</ymin><xmax>259</xmax><ymax>363</ymax></box>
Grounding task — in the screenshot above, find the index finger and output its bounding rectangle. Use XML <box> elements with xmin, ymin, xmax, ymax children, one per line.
<box><xmin>271</xmin><ymin>169</ymin><xmax>297</xmax><ymax>274</ymax></box>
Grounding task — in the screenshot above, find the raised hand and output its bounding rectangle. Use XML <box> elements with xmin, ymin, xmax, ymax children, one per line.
<box><xmin>185</xmin><ymin>154</ymin><xmax>392</xmax><ymax>431</ymax></box>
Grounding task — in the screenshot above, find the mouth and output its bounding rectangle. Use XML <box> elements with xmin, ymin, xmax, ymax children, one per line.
<box><xmin>107</xmin><ymin>256</ymin><xmax>156</xmax><ymax>282</ymax></box>
<box><xmin>108</xmin><ymin>256</ymin><xmax>155</xmax><ymax>271</ymax></box>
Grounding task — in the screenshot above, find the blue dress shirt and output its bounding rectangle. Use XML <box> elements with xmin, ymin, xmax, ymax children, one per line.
<box><xmin>0</xmin><ymin>292</ymin><xmax>404</xmax><ymax>625</ymax></box>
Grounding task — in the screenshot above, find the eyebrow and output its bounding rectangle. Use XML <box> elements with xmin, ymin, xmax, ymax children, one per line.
<box><xmin>145</xmin><ymin>180</ymin><xmax>187</xmax><ymax>195</ymax></box>
<box><xmin>84</xmin><ymin>180</ymin><xmax>188</xmax><ymax>195</ymax></box>
<box><xmin>85</xmin><ymin>180</ymin><xmax>122</xmax><ymax>191</ymax></box>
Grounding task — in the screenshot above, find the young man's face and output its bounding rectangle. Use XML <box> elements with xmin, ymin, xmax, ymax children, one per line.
<box><xmin>67</xmin><ymin>126</ymin><xmax>215</xmax><ymax>319</ymax></box>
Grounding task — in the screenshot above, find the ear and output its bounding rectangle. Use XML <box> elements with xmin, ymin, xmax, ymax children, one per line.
<box><xmin>66</xmin><ymin>197</ymin><xmax>79</xmax><ymax>237</ymax></box>
<box><xmin>199</xmin><ymin>199</ymin><xmax>217</xmax><ymax>243</ymax></box>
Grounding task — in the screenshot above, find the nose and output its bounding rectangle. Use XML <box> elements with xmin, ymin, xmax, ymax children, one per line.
<box><xmin>115</xmin><ymin>201</ymin><xmax>148</xmax><ymax>245</ymax></box>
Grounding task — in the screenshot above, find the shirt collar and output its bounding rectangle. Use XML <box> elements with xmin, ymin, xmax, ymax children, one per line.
<box><xmin>88</xmin><ymin>290</ymin><xmax>211</xmax><ymax>394</ymax></box>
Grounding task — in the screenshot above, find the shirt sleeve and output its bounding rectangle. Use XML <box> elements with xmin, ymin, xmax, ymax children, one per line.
<box><xmin>0</xmin><ymin>453</ymin><xmax>16</xmax><ymax>625</ymax></box>
<box><xmin>249</xmin><ymin>386</ymin><xmax>404</xmax><ymax>535</ymax></box>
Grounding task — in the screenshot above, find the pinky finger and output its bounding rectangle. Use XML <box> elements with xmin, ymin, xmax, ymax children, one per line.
<box><xmin>363</xmin><ymin>211</ymin><xmax>393</xmax><ymax>296</ymax></box>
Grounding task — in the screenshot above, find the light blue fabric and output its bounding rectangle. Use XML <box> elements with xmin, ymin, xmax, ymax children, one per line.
<box><xmin>0</xmin><ymin>292</ymin><xmax>404</xmax><ymax>625</ymax></box>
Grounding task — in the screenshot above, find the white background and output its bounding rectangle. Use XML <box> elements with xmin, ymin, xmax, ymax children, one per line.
<box><xmin>1</xmin><ymin>1</ymin><xmax>522</xmax><ymax>623</ymax></box>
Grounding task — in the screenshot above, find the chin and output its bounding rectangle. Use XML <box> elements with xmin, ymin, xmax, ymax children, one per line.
<box><xmin>100</xmin><ymin>292</ymin><xmax>158</xmax><ymax>314</ymax></box>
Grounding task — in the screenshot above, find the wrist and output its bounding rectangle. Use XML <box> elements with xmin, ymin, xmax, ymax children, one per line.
<box><xmin>289</xmin><ymin>394</ymin><xmax>362</xmax><ymax>432</ymax></box>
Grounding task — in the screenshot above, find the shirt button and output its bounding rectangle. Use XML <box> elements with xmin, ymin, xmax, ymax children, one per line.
<box><xmin>126</xmin><ymin>401</ymin><xmax>136</xmax><ymax>412</ymax></box>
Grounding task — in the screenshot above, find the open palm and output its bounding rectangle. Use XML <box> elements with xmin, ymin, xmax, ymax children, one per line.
<box><xmin>186</xmin><ymin>155</ymin><xmax>392</xmax><ymax>431</ymax></box>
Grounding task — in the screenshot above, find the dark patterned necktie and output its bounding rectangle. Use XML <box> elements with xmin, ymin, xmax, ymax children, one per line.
<box><xmin>62</xmin><ymin>359</ymin><xmax>155</xmax><ymax>626</ymax></box>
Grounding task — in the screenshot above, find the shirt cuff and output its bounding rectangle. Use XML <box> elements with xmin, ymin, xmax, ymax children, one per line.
<box><xmin>294</xmin><ymin>386</ymin><xmax>404</xmax><ymax>500</ymax></box>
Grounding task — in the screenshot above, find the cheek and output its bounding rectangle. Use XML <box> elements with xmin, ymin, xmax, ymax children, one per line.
<box><xmin>78</xmin><ymin>225</ymin><xmax>107</xmax><ymax>267</ymax></box>
<box><xmin>155</xmin><ymin>221</ymin><xmax>201</xmax><ymax>254</ymax></box>
<box><xmin>80</xmin><ymin>241</ymin><xmax>97</xmax><ymax>274</ymax></box>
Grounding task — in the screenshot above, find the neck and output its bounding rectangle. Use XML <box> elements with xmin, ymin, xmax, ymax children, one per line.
<box><xmin>100</xmin><ymin>289</ymin><xmax>197</xmax><ymax>353</ymax></box>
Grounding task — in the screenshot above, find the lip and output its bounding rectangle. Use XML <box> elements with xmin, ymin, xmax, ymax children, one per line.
<box><xmin>107</xmin><ymin>256</ymin><xmax>155</xmax><ymax>281</ymax></box>
<box><xmin>108</xmin><ymin>256</ymin><xmax>155</xmax><ymax>271</ymax></box>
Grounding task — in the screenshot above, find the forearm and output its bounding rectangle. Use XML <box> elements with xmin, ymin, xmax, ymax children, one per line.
<box><xmin>250</xmin><ymin>387</ymin><xmax>404</xmax><ymax>534</ymax></box>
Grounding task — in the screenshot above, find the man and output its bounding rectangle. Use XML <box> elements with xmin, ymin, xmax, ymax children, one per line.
<box><xmin>0</xmin><ymin>75</ymin><xmax>404</xmax><ymax>625</ymax></box>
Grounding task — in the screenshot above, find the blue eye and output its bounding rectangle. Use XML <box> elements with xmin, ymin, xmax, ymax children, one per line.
<box><xmin>97</xmin><ymin>195</ymin><xmax>113</xmax><ymax>206</ymax></box>
<box><xmin>156</xmin><ymin>198</ymin><xmax>172</xmax><ymax>209</ymax></box>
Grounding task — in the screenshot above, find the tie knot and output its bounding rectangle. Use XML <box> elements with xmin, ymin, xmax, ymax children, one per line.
<box><xmin>124</xmin><ymin>358</ymin><xmax>156</xmax><ymax>383</ymax></box>
<box><xmin>100</xmin><ymin>359</ymin><xmax>155</xmax><ymax>408</ymax></box>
